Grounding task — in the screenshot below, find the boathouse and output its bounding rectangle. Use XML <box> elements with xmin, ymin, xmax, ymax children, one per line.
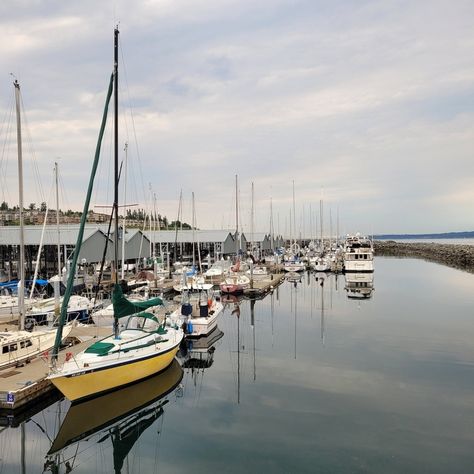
<box><xmin>0</xmin><ymin>225</ymin><xmax>152</xmax><ymax>279</ymax></box>
<box><xmin>0</xmin><ymin>226</ymin><xmax>280</xmax><ymax>279</ymax></box>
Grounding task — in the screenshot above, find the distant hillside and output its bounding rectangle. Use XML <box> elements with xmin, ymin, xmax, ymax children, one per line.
<box><xmin>374</xmin><ymin>231</ymin><xmax>474</xmax><ymax>240</ymax></box>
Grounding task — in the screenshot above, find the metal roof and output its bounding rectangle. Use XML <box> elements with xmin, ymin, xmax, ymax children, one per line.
<box><xmin>0</xmin><ymin>226</ymin><xmax>272</xmax><ymax>246</ymax></box>
<box><xmin>0</xmin><ymin>224</ymin><xmax>110</xmax><ymax>245</ymax></box>
<box><xmin>143</xmin><ymin>229</ymin><xmax>234</xmax><ymax>244</ymax></box>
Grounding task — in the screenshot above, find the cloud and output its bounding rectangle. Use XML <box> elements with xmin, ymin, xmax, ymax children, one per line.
<box><xmin>0</xmin><ymin>0</ymin><xmax>473</xmax><ymax>233</ymax></box>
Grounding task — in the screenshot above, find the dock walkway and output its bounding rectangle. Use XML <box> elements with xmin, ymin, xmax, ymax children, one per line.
<box><xmin>0</xmin><ymin>325</ymin><xmax>110</xmax><ymax>412</ymax></box>
<box><xmin>243</xmin><ymin>273</ymin><xmax>285</xmax><ymax>297</ymax></box>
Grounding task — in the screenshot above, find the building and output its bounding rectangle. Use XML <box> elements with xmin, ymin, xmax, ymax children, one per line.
<box><xmin>0</xmin><ymin>225</ymin><xmax>283</xmax><ymax>279</ymax></box>
<box><xmin>0</xmin><ymin>225</ymin><xmax>151</xmax><ymax>279</ymax></box>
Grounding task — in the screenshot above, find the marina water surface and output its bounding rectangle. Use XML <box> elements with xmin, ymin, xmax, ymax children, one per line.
<box><xmin>1</xmin><ymin>256</ymin><xmax>473</xmax><ymax>473</ymax></box>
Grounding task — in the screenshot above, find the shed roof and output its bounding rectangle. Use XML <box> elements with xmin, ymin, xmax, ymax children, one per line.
<box><xmin>143</xmin><ymin>229</ymin><xmax>234</xmax><ymax>244</ymax></box>
<box><xmin>0</xmin><ymin>224</ymin><xmax>110</xmax><ymax>246</ymax></box>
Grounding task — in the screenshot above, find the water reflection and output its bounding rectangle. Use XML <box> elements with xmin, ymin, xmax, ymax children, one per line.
<box><xmin>227</xmin><ymin>296</ymin><xmax>242</xmax><ymax>404</ymax></box>
<box><xmin>2</xmin><ymin>260</ymin><xmax>474</xmax><ymax>473</ymax></box>
<box><xmin>285</xmin><ymin>271</ymin><xmax>302</xmax><ymax>284</ymax></box>
<box><xmin>344</xmin><ymin>272</ymin><xmax>375</xmax><ymax>299</ymax></box>
<box><xmin>178</xmin><ymin>326</ymin><xmax>224</xmax><ymax>385</ymax></box>
<box><xmin>45</xmin><ymin>359</ymin><xmax>183</xmax><ymax>473</ymax></box>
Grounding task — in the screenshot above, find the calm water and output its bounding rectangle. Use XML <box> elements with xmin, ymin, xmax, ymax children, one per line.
<box><xmin>1</xmin><ymin>257</ymin><xmax>474</xmax><ymax>473</ymax></box>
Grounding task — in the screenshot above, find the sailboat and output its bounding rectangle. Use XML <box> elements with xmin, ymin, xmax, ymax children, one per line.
<box><xmin>47</xmin><ymin>27</ymin><xmax>183</xmax><ymax>402</ymax></box>
<box><xmin>0</xmin><ymin>80</ymin><xmax>74</xmax><ymax>370</ymax></box>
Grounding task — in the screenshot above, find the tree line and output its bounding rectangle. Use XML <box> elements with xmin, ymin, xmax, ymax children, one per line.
<box><xmin>0</xmin><ymin>201</ymin><xmax>192</xmax><ymax>229</ymax></box>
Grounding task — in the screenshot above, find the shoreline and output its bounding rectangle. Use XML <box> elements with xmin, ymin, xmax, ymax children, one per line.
<box><xmin>374</xmin><ymin>241</ymin><xmax>474</xmax><ymax>274</ymax></box>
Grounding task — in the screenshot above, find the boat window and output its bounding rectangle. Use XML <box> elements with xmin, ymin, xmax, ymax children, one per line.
<box><xmin>10</xmin><ymin>344</ymin><xmax>17</xmax><ymax>352</ymax></box>
<box><xmin>126</xmin><ymin>316</ymin><xmax>145</xmax><ymax>330</ymax></box>
<box><xmin>26</xmin><ymin>340</ymin><xmax>32</xmax><ymax>347</ymax></box>
<box><xmin>20</xmin><ymin>341</ymin><xmax>25</xmax><ymax>348</ymax></box>
<box><xmin>143</xmin><ymin>318</ymin><xmax>160</xmax><ymax>331</ymax></box>
<box><xmin>2</xmin><ymin>346</ymin><xmax>8</xmax><ymax>354</ymax></box>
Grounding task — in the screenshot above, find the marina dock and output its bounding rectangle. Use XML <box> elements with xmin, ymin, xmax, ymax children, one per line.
<box><xmin>0</xmin><ymin>325</ymin><xmax>110</xmax><ymax>412</ymax></box>
<box><xmin>243</xmin><ymin>273</ymin><xmax>285</xmax><ymax>297</ymax></box>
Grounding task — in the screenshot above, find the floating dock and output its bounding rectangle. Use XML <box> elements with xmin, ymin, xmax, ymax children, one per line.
<box><xmin>0</xmin><ymin>325</ymin><xmax>110</xmax><ymax>413</ymax></box>
<box><xmin>243</xmin><ymin>273</ymin><xmax>285</xmax><ymax>297</ymax></box>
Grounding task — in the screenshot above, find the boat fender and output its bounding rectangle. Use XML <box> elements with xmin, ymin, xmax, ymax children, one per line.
<box><xmin>181</xmin><ymin>303</ymin><xmax>192</xmax><ymax>316</ymax></box>
<box><xmin>187</xmin><ymin>320</ymin><xmax>193</xmax><ymax>334</ymax></box>
<box><xmin>65</xmin><ymin>352</ymin><xmax>73</xmax><ymax>362</ymax></box>
<box><xmin>208</xmin><ymin>298</ymin><xmax>212</xmax><ymax>308</ymax></box>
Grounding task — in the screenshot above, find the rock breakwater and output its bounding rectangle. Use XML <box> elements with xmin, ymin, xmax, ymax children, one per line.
<box><xmin>374</xmin><ymin>241</ymin><xmax>474</xmax><ymax>274</ymax></box>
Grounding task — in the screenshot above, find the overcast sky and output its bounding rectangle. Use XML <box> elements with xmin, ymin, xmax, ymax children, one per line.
<box><xmin>0</xmin><ymin>0</ymin><xmax>473</xmax><ymax>236</ymax></box>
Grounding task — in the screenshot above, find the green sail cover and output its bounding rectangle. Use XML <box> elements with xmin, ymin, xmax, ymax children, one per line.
<box><xmin>112</xmin><ymin>284</ymin><xmax>163</xmax><ymax>319</ymax></box>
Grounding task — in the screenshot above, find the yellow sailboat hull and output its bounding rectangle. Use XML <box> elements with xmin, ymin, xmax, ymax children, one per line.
<box><xmin>50</xmin><ymin>345</ymin><xmax>179</xmax><ymax>402</ymax></box>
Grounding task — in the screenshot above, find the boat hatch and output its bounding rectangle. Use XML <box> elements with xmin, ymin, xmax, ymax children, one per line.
<box><xmin>85</xmin><ymin>341</ymin><xmax>115</xmax><ymax>355</ymax></box>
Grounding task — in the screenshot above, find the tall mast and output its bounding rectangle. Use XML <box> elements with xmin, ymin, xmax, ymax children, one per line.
<box><xmin>329</xmin><ymin>207</ymin><xmax>333</xmax><ymax>250</ymax></box>
<box><xmin>113</xmin><ymin>26</ymin><xmax>120</xmax><ymax>339</ymax></box>
<box><xmin>55</xmin><ymin>162</ymin><xmax>61</xmax><ymax>317</ymax></box>
<box><xmin>173</xmin><ymin>189</ymin><xmax>182</xmax><ymax>262</ymax></box>
<box><xmin>14</xmin><ymin>80</ymin><xmax>25</xmax><ymax>331</ymax></box>
<box><xmin>269</xmin><ymin>196</ymin><xmax>274</xmax><ymax>252</ymax></box>
<box><xmin>251</xmin><ymin>182</ymin><xmax>254</xmax><ymax>258</ymax></box>
<box><xmin>192</xmin><ymin>192</ymin><xmax>196</xmax><ymax>268</ymax></box>
<box><xmin>292</xmin><ymin>180</ymin><xmax>296</xmax><ymax>249</ymax></box>
<box><xmin>121</xmin><ymin>142</ymin><xmax>128</xmax><ymax>280</ymax></box>
<box><xmin>153</xmin><ymin>192</ymin><xmax>158</xmax><ymax>278</ymax></box>
<box><xmin>113</xmin><ymin>26</ymin><xmax>119</xmax><ymax>285</ymax></box>
<box><xmin>149</xmin><ymin>184</ymin><xmax>153</xmax><ymax>259</ymax></box>
<box><xmin>319</xmin><ymin>198</ymin><xmax>323</xmax><ymax>253</ymax></box>
<box><xmin>55</xmin><ymin>162</ymin><xmax>61</xmax><ymax>277</ymax></box>
<box><xmin>235</xmin><ymin>175</ymin><xmax>239</xmax><ymax>257</ymax></box>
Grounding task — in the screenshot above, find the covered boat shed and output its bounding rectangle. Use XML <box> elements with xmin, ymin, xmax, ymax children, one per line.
<box><xmin>0</xmin><ymin>225</ymin><xmax>152</xmax><ymax>279</ymax></box>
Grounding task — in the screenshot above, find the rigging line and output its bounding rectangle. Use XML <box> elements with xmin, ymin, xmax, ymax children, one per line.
<box><xmin>0</xmin><ymin>98</ymin><xmax>15</xmax><ymax>205</ymax></box>
<box><xmin>92</xmin><ymin>108</ymin><xmax>114</xmax><ymax>214</ymax></box>
<box><xmin>68</xmin><ymin>442</ymin><xmax>80</xmax><ymax>471</ymax></box>
<box><xmin>105</xmin><ymin>113</ymin><xmax>114</xmax><ymax>210</ymax></box>
<box><xmin>27</xmin><ymin>417</ymin><xmax>53</xmax><ymax>443</ymax></box>
<box><xmin>116</xmin><ymin>42</ymin><xmax>143</xmax><ymax>228</ymax></box>
<box><xmin>0</xmin><ymin>91</ymin><xmax>14</xmax><ymax>174</ymax></box>
<box><xmin>93</xmin><ymin>165</ymin><xmax>122</xmax><ymax>306</ymax></box>
<box><xmin>29</xmin><ymin>178</ymin><xmax>55</xmax><ymax>298</ymax></box>
<box><xmin>53</xmin><ymin>72</ymin><xmax>114</xmax><ymax>361</ymax></box>
<box><xmin>19</xmin><ymin>93</ymin><xmax>45</xmax><ymax>203</ymax></box>
<box><xmin>119</xmin><ymin>35</ymin><xmax>148</xmax><ymax>206</ymax></box>
<box><xmin>57</xmin><ymin>163</ymin><xmax>71</xmax><ymax>215</ymax></box>
<box><xmin>0</xmin><ymin>89</ymin><xmax>14</xmax><ymax>144</ymax></box>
